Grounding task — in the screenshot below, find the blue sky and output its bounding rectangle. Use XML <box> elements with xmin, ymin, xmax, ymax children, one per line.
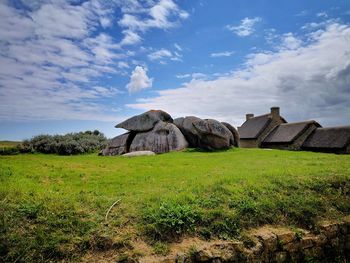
<box><xmin>1</xmin><ymin>0</ymin><xmax>350</xmax><ymax>140</ymax></box>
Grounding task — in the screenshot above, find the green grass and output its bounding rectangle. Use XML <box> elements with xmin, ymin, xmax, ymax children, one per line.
<box><xmin>0</xmin><ymin>141</ymin><xmax>20</xmax><ymax>148</ymax></box>
<box><xmin>0</xmin><ymin>148</ymin><xmax>349</xmax><ymax>262</ymax></box>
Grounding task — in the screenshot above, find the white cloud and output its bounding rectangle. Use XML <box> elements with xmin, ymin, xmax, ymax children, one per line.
<box><xmin>128</xmin><ymin>23</ymin><xmax>350</xmax><ymax>127</ymax></box>
<box><xmin>170</xmin><ymin>55</ymin><xmax>182</xmax><ymax>62</ymax></box>
<box><xmin>148</xmin><ymin>48</ymin><xmax>173</xmax><ymax>61</ymax></box>
<box><xmin>100</xmin><ymin>17</ymin><xmax>112</xmax><ymax>28</ymax></box>
<box><xmin>301</xmin><ymin>19</ymin><xmax>339</xmax><ymax>31</ymax></box>
<box><xmin>296</xmin><ymin>10</ymin><xmax>308</xmax><ymax>17</ymax></box>
<box><xmin>119</xmin><ymin>29</ymin><xmax>142</xmax><ymax>46</ymax></box>
<box><xmin>174</xmin><ymin>43</ymin><xmax>182</xmax><ymax>51</ymax></box>
<box><xmin>280</xmin><ymin>33</ymin><xmax>302</xmax><ymax>50</ymax></box>
<box><xmin>226</xmin><ymin>17</ymin><xmax>262</xmax><ymax>37</ymax></box>
<box><xmin>317</xmin><ymin>12</ymin><xmax>328</xmax><ymax>18</ymax></box>
<box><xmin>0</xmin><ymin>0</ymin><xmax>189</xmax><ymax>122</ymax></box>
<box><xmin>118</xmin><ymin>0</ymin><xmax>188</xmax><ymax>46</ymax></box>
<box><xmin>30</xmin><ymin>3</ymin><xmax>92</xmax><ymax>40</ymax></box>
<box><xmin>265</xmin><ymin>30</ymin><xmax>303</xmax><ymax>51</ymax></box>
<box><xmin>191</xmin><ymin>73</ymin><xmax>207</xmax><ymax>79</ymax></box>
<box><xmin>176</xmin><ymin>73</ymin><xmax>206</xmax><ymax>79</ymax></box>
<box><xmin>148</xmin><ymin>48</ymin><xmax>182</xmax><ymax>63</ymax></box>
<box><xmin>118</xmin><ymin>61</ymin><xmax>130</xmax><ymax>69</ymax></box>
<box><xmin>0</xmin><ymin>1</ymin><xmax>129</xmax><ymax>122</ymax></box>
<box><xmin>210</xmin><ymin>51</ymin><xmax>235</xmax><ymax>57</ymax></box>
<box><xmin>176</xmin><ymin>74</ymin><xmax>191</xmax><ymax>79</ymax></box>
<box><xmin>126</xmin><ymin>66</ymin><xmax>153</xmax><ymax>93</ymax></box>
<box><xmin>91</xmin><ymin>86</ymin><xmax>122</xmax><ymax>96</ymax></box>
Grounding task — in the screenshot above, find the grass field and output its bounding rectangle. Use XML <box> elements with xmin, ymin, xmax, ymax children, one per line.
<box><xmin>0</xmin><ymin>148</ymin><xmax>349</xmax><ymax>262</ymax></box>
<box><xmin>0</xmin><ymin>141</ymin><xmax>20</xmax><ymax>148</ymax></box>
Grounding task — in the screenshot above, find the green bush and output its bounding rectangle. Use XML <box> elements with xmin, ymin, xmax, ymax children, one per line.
<box><xmin>143</xmin><ymin>201</ymin><xmax>201</xmax><ymax>241</ymax></box>
<box><xmin>18</xmin><ymin>131</ymin><xmax>108</xmax><ymax>155</ymax></box>
<box><xmin>0</xmin><ymin>147</ymin><xmax>19</xmax><ymax>155</ymax></box>
<box><xmin>200</xmin><ymin>209</ymin><xmax>240</xmax><ymax>240</ymax></box>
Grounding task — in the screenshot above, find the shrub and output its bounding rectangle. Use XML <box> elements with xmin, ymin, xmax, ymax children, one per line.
<box><xmin>18</xmin><ymin>131</ymin><xmax>108</xmax><ymax>155</ymax></box>
<box><xmin>0</xmin><ymin>147</ymin><xmax>19</xmax><ymax>155</ymax></box>
<box><xmin>153</xmin><ymin>242</ymin><xmax>170</xmax><ymax>255</ymax></box>
<box><xmin>143</xmin><ymin>201</ymin><xmax>201</xmax><ymax>241</ymax></box>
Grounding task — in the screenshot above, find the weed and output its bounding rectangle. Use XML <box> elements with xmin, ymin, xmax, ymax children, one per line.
<box><xmin>188</xmin><ymin>245</ymin><xmax>198</xmax><ymax>257</ymax></box>
<box><xmin>18</xmin><ymin>203</ymin><xmax>42</xmax><ymax>220</ymax></box>
<box><xmin>294</xmin><ymin>229</ymin><xmax>304</xmax><ymax>241</ymax></box>
<box><xmin>202</xmin><ymin>209</ymin><xmax>240</xmax><ymax>239</ymax></box>
<box><xmin>153</xmin><ymin>241</ymin><xmax>170</xmax><ymax>256</ymax></box>
<box><xmin>240</xmin><ymin>233</ymin><xmax>256</xmax><ymax>248</ymax></box>
<box><xmin>143</xmin><ymin>201</ymin><xmax>201</xmax><ymax>240</ymax></box>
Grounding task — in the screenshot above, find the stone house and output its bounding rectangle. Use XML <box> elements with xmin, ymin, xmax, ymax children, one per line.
<box><xmin>302</xmin><ymin>126</ymin><xmax>350</xmax><ymax>154</ymax></box>
<box><xmin>260</xmin><ymin>120</ymin><xmax>321</xmax><ymax>150</ymax></box>
<box><xmin>238</xmin><ymin>107</ymin><xmax>287</xmax><ymax>148</ymax></box>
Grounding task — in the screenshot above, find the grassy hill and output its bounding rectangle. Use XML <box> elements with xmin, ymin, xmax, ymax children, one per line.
<box><xmin>0</xmin><ymin>148</ymin><xmax>349</xmax><ymax>262</ymax></box>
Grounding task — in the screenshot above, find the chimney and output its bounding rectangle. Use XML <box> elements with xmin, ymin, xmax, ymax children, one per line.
<box><xmin>270</xmin><ymin>107</ymin><xmax>280</xmax><ymax>118</ymax></box>
<box><xmin>246</xmin><ymin>113</ymin><xmax>254</xmax><ymax>121</ymax></box>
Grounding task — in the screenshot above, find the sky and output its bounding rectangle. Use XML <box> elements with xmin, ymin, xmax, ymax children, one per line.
<box><xmin>1</xmin><ymin>0</ymin><xmax>350</xmax><ymax>140</ymax></box>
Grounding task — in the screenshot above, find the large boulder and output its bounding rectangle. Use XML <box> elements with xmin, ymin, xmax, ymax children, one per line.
<box><xmin>130</xmin><ymin>121</ymin><xmax>188</xmax><ymax>153</ymax></box>
<box><xmin>122</xmin><ymin>151</ymin><xmax>156</xmax><ymax>157</ymax></box>
<box><xmin>194</xmin><ymin>119</ymin><xmax>233</xmax><ymax>150</ymax></box>
<box><xmin>100</xmin><ymin>132</ymin><xmax>135</xmax><ymax>156</ymax></box>
<box><xmin>174</xmin><ymin>116</ymin><xmax>202</xmax><ymax>147</ymax></box>
<box><xmin>174</xmin><ymin>117</ymin><xmax>232</xmax><ymax>150</ymax></box>
<box><xmin>115</xmin><ymin>110</ymin><xmax>173</xmax><ymax>132</ymax></box>
<box><xmin>221</xmin><ymin>122</ymin><xmax>240</xmax><ymax>147</ymax></box>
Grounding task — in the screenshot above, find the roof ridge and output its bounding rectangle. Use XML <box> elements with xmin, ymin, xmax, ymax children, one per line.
<box><xmin>279</xmin><ymin>120</ymin><xmax>319</xmax><ymax>126</ymax></box>
<box><xmin>317</xmin><ymin>125</ymin><xmax>350</xmax><ymax>130</ymax></box>
<box><xmin>251</xmin><ymin>113</ymin><xmax>271</xmax><ymax>119</ymax></box>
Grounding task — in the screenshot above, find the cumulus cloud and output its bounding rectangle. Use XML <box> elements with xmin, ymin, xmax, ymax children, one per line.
<box><xmin>210</xmin><ymin>51</ymin><xmax>235</xmax><ymax>57</ymax></box>
<box><xmin>128</xmin><ymin>22</ymin><xmax>350</xmax><ymax>127</ymax></box>
<box><xmin>226</xmin><ymin>17</ymin><xmax>262</xmax><ymax>37</ymax></box>
<box><xmin>265</xmin><ymin>30</ymin><xmax>303</xmax><ymax>51</ymax></box>
<box><xmin>126</xmin><ymin>66</ymin><xmax>153</xmax><ymax>93</ymax></box>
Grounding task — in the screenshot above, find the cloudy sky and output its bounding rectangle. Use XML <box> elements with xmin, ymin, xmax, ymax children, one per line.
<box><xmin>1</xmin><ymin>0</ymin><xmax>350</xmax><ymax>140</ymax></box>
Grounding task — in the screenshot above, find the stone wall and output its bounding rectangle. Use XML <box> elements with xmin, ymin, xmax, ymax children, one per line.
<box><xmin>239</xmin><ymin>139</ymin><xmax>259</xmax><ymax>148</ymax></box>
<box><xmin>151</xmin><ymin>218</ymin><xmax>350</xmax><ymax>263</ymax></box>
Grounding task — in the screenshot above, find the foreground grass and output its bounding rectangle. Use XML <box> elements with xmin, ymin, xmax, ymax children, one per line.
<box><xmin>0</xmin><ymin>148</ymin><xmax>349</xmax><ymax>262</ymax></box>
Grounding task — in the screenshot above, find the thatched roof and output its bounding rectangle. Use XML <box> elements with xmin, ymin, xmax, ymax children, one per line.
<box><xmin>302</xmin><ymin>126</ymin><xmax>350</xmax><ymax>149</ymax></box>
<box><xmin>263</xmin><ymin>120</ymin><xmax>321</xmax><ymax>143</ymax></box>
<box><xmin>238</xmin><ymin>114</ymin><xmax>271</xmax><ymax>139</ymax></box>
<box><xmin>238</xmin><ymin>114</ymin><xmax>286</xmax><ymax>139</ymax></box>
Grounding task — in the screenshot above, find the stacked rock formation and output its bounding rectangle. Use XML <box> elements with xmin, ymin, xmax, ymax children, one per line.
<box><xmin>101</xmin><ymin>110</ymin><xmax>239</xmax><ymax>155</ymax></box>
<box><xmin>174</xmin><ymin>117</ymin><xmax>235</xmax><ymax>150</ymax></box>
